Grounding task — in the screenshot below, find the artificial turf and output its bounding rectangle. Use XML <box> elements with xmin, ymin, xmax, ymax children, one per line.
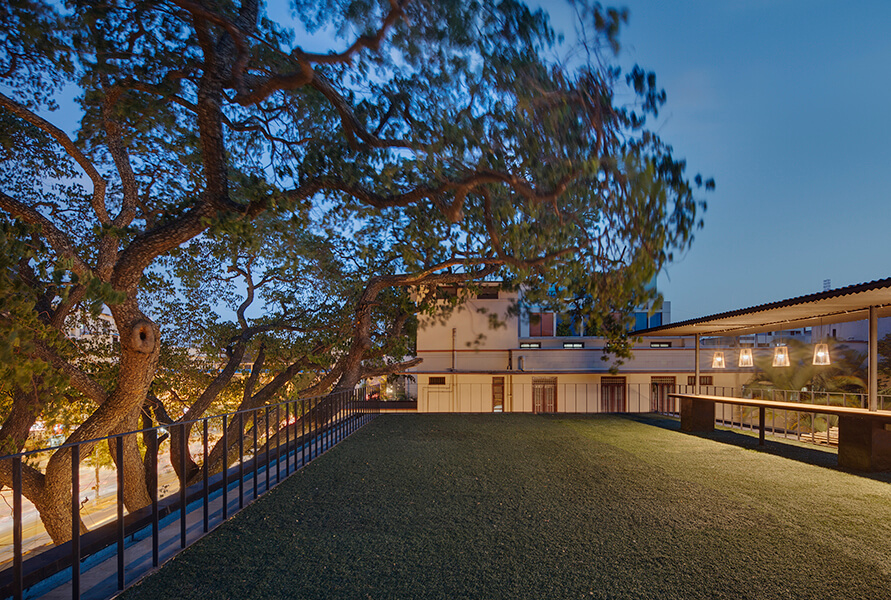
<box><xmin>120</xmin><ymin>414</ymin><xmax>891</xmax><ymax>599</ymax></box>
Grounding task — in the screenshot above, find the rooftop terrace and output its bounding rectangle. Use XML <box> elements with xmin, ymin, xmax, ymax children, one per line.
<box><xmin>119</xmin><ymin>414</ymin><xmax>891</xmax><ymax>600</ymax></box>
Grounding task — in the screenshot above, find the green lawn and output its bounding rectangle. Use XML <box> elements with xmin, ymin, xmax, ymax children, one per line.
<box><xmin>121</xmin><ymin>414</ymin><xmax>891</xmax><ymax>600</ymax></box>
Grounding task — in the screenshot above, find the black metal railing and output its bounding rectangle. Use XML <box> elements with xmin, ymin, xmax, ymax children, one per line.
<box><xmin>0</xmin><ymin>386</ymin><xmax>380</xmax><ymax>600</ymax></box>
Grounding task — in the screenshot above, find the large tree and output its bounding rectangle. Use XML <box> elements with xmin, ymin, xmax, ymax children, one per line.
<box><xmin>0</xmin><ymin>0</ymin><xmax>710</xmax><ymax>542</ymax></box>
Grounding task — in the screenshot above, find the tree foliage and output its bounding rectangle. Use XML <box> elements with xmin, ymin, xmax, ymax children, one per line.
<box><xmin>0</xmin><ymin>0</ymin><xmax>710</xmax><ymax>543</ymax></box>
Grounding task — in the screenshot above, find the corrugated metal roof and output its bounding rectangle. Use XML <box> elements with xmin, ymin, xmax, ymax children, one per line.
<box><xmin>638</xmin><ymin>277</ymin><xmax>891</xmax><ymax>337</ymax></box>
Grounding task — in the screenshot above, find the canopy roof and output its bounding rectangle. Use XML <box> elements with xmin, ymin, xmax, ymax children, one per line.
<box><xmin>639</xmin><ymin>277</ymin><xmax>891</xmax><ymax>337</ymax></box>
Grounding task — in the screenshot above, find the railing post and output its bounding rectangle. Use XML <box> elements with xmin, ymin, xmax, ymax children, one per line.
<box><xmin>149</xmin><ymin>428</ymin><xmax>158</xmax><ymax>568</ymax></box>
<box><xmin>221</xmin><ymin>415</ymin><xmax>228</xmax><ymax>521</ymax></box>
<box><xmin>202</xmin><ymin>419</ymin><xmax>209</xmax><ymax>533</ymax></box>
<box><xmin>179</xmin><ymin>422</ymin><xmax>187</xmax><ymax>549</ymax></box>
<box><xmin>71</xmin><ymin>444</ymin><xmax>80</xmax><ymax>600</ymax></box>
<box><xmin>241</xmin><ymin>412</ymin><xmax>247</xmax><ymax>506</ymax></box>
<box><xmin>253</xmin><ymin>408</ymin><xmax>260</xmax><ymax>500</ymax></box>
<box><xmin>13</xmin><ymin>456</ymin><xmax>23</xmax><ymax>600</ymax></box>
<box><xmin>116</xmin><ymin>437</ymin><xmax>125</xmax><ymax>591</ymax></box>
<box><xmin>265</xmin><ymin>406</ymin><xmax>271</xmax><ymax>493</ymax></box>
<box><xmin>285</xmin><ymin>402</ymin><xmax>291</xmax><ymax>477</ymax></box>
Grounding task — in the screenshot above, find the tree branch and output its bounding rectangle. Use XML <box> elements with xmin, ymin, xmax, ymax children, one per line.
<box><xmin>0</xmin><ymin>191</ymin><xmax>92</xmax><ymax>278</ymax></box>
<box><xmin>360</xmin><ymin>356</ymin><xmax>422</xmax><ymax>380</ymax></box>
<box><xmin>27</xmin><ymin>340</ymin><xmax>108</xmax><ymax>406</ymax></box>
<box><xmin>0</xmin><ymin>92</ymin><xmax>110</xmax><ymax>224</ymax></box>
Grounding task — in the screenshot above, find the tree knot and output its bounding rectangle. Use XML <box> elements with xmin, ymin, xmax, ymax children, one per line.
<box><xmin>128</xmin><ymin>319</ymin><xmax>156</xmax><ymax>354</ymax></box>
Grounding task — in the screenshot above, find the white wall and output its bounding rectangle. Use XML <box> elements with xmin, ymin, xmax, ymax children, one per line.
<box><xmin>416</xmin><ymin>292</ymin><xmax>519</xmax><ymax>353</ymax></box>
<box><xmin>416</xmin><ymin>372</ymin><xmax>745</xmax><ymax>414</ymax></box>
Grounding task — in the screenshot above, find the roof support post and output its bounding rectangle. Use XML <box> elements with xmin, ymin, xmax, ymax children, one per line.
<box><xmin>695</xmin><ymin>333</ymin><xmax>701</xmax><ymax>395</ymax></box>
<box><xmin>869</xmin><ymin>306</ymin><xmax>878</xmax><ymax>411</ymax></box>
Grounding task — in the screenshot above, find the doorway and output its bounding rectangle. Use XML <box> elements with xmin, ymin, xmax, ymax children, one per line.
<box><xmin>600</xmin><ymin>377</ymin><xmax>626</xmax><ymax>412</ymax></box>
<box><xmin>492</xmin><ymin>377</ymin><xmax>504</xmax><ymax>412</ymax></box>
<box><xmin>651</xmin><ymin>376</ymin><xmax>676</xmax><ymax>413</ymax></box>
<box><xmin>532</xmin><ymin>378</ymin><xmax>557</xmax><ymax>413</ymax></box>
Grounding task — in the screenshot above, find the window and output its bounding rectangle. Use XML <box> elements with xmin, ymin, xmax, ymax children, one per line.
<box><xmin>687</xmin><ymin>375</ymin><xmax>713</xmax><ymax>386</ymax></box>
<box><xmin>529</xmin><ymin>312</ymin><xmax>554</xmax><ymax>337</ymax></box>
<box><xmin>429</xmin><ymin>376</ymin><xmax>446</xmax><ymax>385</ymax></box>
<box><xmin>633</xmin><ymin>312</ymin><xmax>649</xmax><ymax>331</ymax></box>
<box><xmin>520</xmin><ymin>342</ymin><xmax>541</xmax><ymax>349</ymax></box>
<box><xmin>649</xmin><ymin>313</ymin><xmax>663</xmax><ymax>328</ymax></box>
<box><xmin>563</xmin><ymin>342</ymin><xmax>584</xmax><ymax>348</ymax></box>
<box><xmin>650</xmin><ymin>342</ymin><xmax>671</xmax><ymax>348</ymax></box>
<box><xmin>476</xmin><ymin>290</ymin><xmax>499</xmax><ymax>300</ymax></box>
<box><xmin>556</xmin><ymin>313</ymin><xmax>582</xmax><ymax>337</ymax></box>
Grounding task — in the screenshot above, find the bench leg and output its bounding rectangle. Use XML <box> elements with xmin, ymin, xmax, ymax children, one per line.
<box><xmin>759</xmin><ymin>407</ymin><xmax>765</xmax><ymax>446</ymax></box>
<box><xmin>838</xmin><ymin>416</ymin><xmax>891</xmax><ymax>471</ymax></box>
<box><xmin>680</xmin><ymin>398</ymin><xmax>715</xmax><ymax>433</ymax></box>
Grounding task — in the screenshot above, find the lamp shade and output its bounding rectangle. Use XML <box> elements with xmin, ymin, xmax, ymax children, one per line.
<box><xmin>711</xmin><ymin>351</ymin><xmax>726</xmax><ymax>369</ymax></box>
<box><xmin>738</xmin><ymin>348</ymin><xmax>754</xmax><ymax>368</ymax></box>
<box><xmin>813</xmin><ymin>343</ymin><xmax>830</xmax><ymax>366</ymax></box>
<box><xmin>772</xmin><ymin>346</ymin><xmax>790</xmax><ymax>367</ymax></box>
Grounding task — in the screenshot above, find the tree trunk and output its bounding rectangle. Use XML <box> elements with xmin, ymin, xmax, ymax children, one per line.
<box><xmin>38</xmin><ymin>307</ymin><xmax>160</xmax><ymax>544</ymax></box>
<box><xmin>108</xmin><ymin>404</ymin><xmax>153</xmax><ymax>512</ymax></box>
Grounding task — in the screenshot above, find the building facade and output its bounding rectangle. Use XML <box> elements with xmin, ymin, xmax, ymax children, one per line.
<box><xmin>408</xmin><ymin>287</ymin><xmax>751</xmax><ymax>413</ymax></box>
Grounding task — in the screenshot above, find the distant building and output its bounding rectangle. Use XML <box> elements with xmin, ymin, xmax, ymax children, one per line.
<box><xmin>406</xmin><ymin>285</ymin><xmax>747</xmax><ymax>413</ymax></box>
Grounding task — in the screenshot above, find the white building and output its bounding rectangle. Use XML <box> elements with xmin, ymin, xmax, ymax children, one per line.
<box><xmin>407</xmin><ymin>286</ymin><xmax>749</xmax><ymax>413</ymax></box>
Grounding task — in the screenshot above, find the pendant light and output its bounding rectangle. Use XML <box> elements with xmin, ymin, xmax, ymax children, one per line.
<box><xmin>711</xmin><ymin>351</ymin><xmax>726</xmax><ymax>368</ymax></box>
<box><xmin>738</xmin><ymin>347</ymin><xmax>754</xmax><ymax>368</ymax></box>
<box><xmin>812</xmin><ymin>317</ymin><xmax>831</xmax><ymax>365</ymax></box>
<box><xmin>772</xmin><ymin>345</ymin><xmax>790</xmax><ymax>367</ymax></box>
<box><xmin>813</xmin><ymin>343</ymin><xmax>830</xmax><ymax>365</ymax></box>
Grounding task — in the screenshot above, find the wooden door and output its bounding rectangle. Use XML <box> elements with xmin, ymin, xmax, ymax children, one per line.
<box><xmin>492</xmin><ymin>377</ymin><xmax>504</xmax><ymax>412</ymax></box>
<box><xmin>600</xmin><ymin>377</ymin><xmax>626</xmax><ymax>412</ymax></box>
<box><xmin>651</xmin><ymin>376</ymin><xmax>676</xmax><ymax>413</ymax></box>
<box><xmin>532</xmin><ymin>378</ymin><xmax>557</xmax><ymax>413</ymax></box>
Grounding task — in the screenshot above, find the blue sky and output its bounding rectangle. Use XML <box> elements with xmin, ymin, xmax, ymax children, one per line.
<box><xmin>578</xmin><ymin>0</ymin><xmax>891</xmax><ymax>321</ymax></box>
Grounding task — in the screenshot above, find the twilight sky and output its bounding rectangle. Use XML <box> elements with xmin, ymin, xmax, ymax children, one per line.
<box><xmin>582</xmin><ymin>0</ymin><xmax>891</xmax><ymax>321</ymax></box>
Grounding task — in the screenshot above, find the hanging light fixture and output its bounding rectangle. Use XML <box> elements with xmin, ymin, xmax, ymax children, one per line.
<box><xmin>711</xmin><ymin>351</ymin><xmax>726</xmax><ymax>368</ymax></box>
<box><xmin>738</xmin><ymin>347</ymin><xmax>754</xmax><ymax>367</ymax></box>
<box><xmin>772</xmin><ymin>345</ymin><xmax>790</xmax><ymax>367</ymax></box>
<box><xmin>813</xmin><ymin>343</ymin><xmax>830</xmax><ymax>365</ymax></box>
<box><xmin>812</xmin><ymin>316</ymin><xmax>831</xmax><ymax>366</ymax></box>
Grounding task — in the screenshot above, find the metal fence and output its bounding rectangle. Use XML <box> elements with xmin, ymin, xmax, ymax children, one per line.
<box><xmin>421</xmin><ymin>380</ymin><xmax>891</xmax><ymax>415</ymax></box>
<box><xmin>0</xmin><ymin>387</ymin><xmax>379</xmax><ymax>600</ymax></box>
<box><xmin>420</xmin><ymin>380</ymin><xmax>890</xmax><ymax>447</ymax></box>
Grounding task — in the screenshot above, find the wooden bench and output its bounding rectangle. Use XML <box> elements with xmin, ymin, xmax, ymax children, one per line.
<box><xmin>669</xmin><ymin>393</ymin><xmax>891</xmax><ymax>472</ymax></box>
